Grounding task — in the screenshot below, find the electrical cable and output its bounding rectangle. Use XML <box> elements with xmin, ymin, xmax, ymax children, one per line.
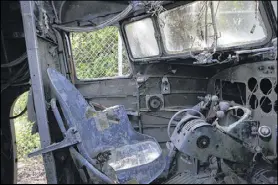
<box><xmin>13</xmin><ymin>71</ymin><xmax>30</xmax><ymax>84</ymax></box>
<box><xmin>11</xmin><ymin>82</ymin><xmax>30</xmax><ymax>87</ymax></box>
<box><xmin>9</xmin><ymin>106</ymin><xmax>27</xmax><ymax>119</ymax></box>
<box><xmin>1</xmin><ymin>63</ymin><xmax>29</xmax><ymax>92</ymax></box>
<box><xmin>51</xmin><ymin>1</ymin><xmax>59</xmax><ymax>22</ymax></box>
<box><xmin>57</xmin><ymin>11</ymin><xmax>123</xmax><ymax>27</ymax></box>
<box><xmin>53</xmin><ymin>4</ymin><xmax>133</xmax><ymax>32</ymax></box>
<box><xmin>1</xmin><ymin>52</ymin><xmax>27</xmax><ymax>68</ymax></box>
<box><xmin>59</xmin><ymin>1</ymin><xmax>66</xmax><ymax>23</ymax></box>
<box><xmin>215</xmin><ymin>105</ymin><xmax>251</xmax><ymax>133</ymax></box>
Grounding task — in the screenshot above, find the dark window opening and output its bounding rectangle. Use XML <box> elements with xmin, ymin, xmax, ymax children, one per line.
<box><xmin>260</xmin><ymin>78</ymin><xmax>272</xmax><ymax>95</ymax></box>
<box><xmin>222</xmin><ymin>81</ymin><xmax>246</xmax><ymax>105</ymax></box>
<box><xmin>260</xmin><ymin>96</ymin><xmax>272</xmax><ymax>113</ymax></box>
<box><xmin>248</xmin><ymin>77</ymin><xmax>258</xmax><ymax>93</ymax></box>
<box><xmin>249</xmin><ymin>94</ymin><xmax>258</xmax><ymax>110</ymax></box>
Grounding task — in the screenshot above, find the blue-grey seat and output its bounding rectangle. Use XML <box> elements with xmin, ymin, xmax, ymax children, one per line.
<box><xmin>47</xmin><ymin>68</ymin><xmax>165</xmax><ymax>184</ymax></box>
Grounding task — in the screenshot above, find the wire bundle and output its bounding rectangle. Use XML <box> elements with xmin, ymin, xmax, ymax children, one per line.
<box><xmin>1</xmin><ymin>52</ymin><xmax>30</xmax><ymax>92</ymax></box>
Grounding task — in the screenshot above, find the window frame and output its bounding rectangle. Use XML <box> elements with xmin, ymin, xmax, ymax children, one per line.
<box><xmin>124</xmin><ymin>17</ymin><xmax>161</xmax><ymax>59</ymax></box>
<box><xmin>69</xmin><ymin>25</ymin><xmax>133</xmax><ymax>83</ymax></box>
<box><xmin>121</xmin><ymin>1</ymin><xmax>273</xmax><ymax>63</ymax></box>
<box><xmin>121</xmin><ymin>15</ymin><xmax>164</xmax><ymax>61</ymax></box>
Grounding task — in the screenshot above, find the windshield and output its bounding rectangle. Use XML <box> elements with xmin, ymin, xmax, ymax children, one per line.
<box><xmin>125</xmin><ymin>18</ymin><xmax>160</xmax><ymax>58</ymax></box>
<box><xmin>124</xmin><ymin>1</ymin><xmax>268</xmax><ymax>58</ymax></box>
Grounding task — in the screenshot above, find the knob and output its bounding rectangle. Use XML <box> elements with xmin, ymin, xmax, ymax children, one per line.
<box><xmin>258</xmin><ymin>126</ymin><xmax>271</xmax><ymax>141</ymax></box>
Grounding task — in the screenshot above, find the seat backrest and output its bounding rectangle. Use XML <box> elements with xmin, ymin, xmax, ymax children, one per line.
<box><xmin>47</xmin><ymin>68</ymin><xmax>150</xmax><ymax>157</ymax></box>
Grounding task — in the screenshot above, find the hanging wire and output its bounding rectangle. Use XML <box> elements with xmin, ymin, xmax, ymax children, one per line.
<box><xmin>144</xmin><ymin>1</ymin><xmax>166</xmax><ymax>16</ymax></box>
<box><xmin>1</xmin><ymin>52</ymin><xmax>27</xmax><ymax>68</ymax></box>
<box><xmin>1</xmin><ymin>62</ymin><xmax>29</xmax><ymax>93</ymax></box>
<box><xmin>9</xmin><ymin>106</ymin><xmax>27</xmax><ymax>119</ymax></box>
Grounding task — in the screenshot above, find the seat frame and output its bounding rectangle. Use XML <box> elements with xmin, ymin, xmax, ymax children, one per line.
<box><xmin>47</xmin><ymin>68</ymin><xmax>166</xmax><ymax>184</ymax></box>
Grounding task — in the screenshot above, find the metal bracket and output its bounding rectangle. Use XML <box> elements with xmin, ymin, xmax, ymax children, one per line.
<box><xmin>20</xmin><ymin>1</ymin><xmax>57</xmax><ymax>183</ymax></box>
<box><xmin>161</xmin><ymin>76</ymin><xmax>170</xmax><ymax>94</ymax></box>
<box><xmin>28</xmin><ymin>127</ymin><xmax>82</xmax><ymax>158</ymax></box>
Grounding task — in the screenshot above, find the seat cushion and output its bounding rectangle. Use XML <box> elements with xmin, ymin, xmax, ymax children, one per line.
<box><xmin>108</xmin><ymin>140</ymin><xmax>162</xmax><ymax>171</ymax></box>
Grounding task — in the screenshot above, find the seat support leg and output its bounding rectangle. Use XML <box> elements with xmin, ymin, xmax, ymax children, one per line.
<box><xmin>28</xmin><ymin>127</ymin><xmax>81</xmax><ymax>158</ymax></box>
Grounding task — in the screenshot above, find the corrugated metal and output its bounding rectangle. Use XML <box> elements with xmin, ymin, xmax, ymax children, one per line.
<box><xmin>164</xmin><ymin>171</ymin><xmax>213</xmax><ymax>184</ymax></box>
<box><xmin>164</xmin><ymin>172</ymin><xmax>202</xmax><ymax>184</ymax></box>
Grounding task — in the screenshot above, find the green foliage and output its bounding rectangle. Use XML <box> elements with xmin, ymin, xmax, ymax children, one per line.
<box><xmin>13</xmin><ymin>92</ymin><xmax>40</xmax><ymax>160</ymax></box>
<box><xmin>14</xmin><ymin>26</ymin><xmax>131</xmax><ymax>160</ymax></box>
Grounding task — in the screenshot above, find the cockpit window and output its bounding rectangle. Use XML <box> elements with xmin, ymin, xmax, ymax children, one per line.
<box><xmin>123</xmin><ymin>1</ymin><xmax>269</xmax><ymax>59</ymax></box>
<box><xmin>158</xmin><ymin>1</ymin><xmax>267</xmax><ymax>54</ymax></box>
<box><xmin>124</xmin><ymin>18</ymin><xmax>160</xmax><ymax>58</ymax></box>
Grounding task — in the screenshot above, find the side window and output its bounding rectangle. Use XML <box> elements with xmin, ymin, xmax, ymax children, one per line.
<box><xmin>70</xmin><ymin>26</ymin><xmax>131</xmax><ymax>80</ymax></box>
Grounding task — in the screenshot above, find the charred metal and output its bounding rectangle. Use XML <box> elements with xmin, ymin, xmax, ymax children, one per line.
<box><xmin>1</xmin><ymin>1</ymin><xmax>277</xmax><ymax>184</ymax></box>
